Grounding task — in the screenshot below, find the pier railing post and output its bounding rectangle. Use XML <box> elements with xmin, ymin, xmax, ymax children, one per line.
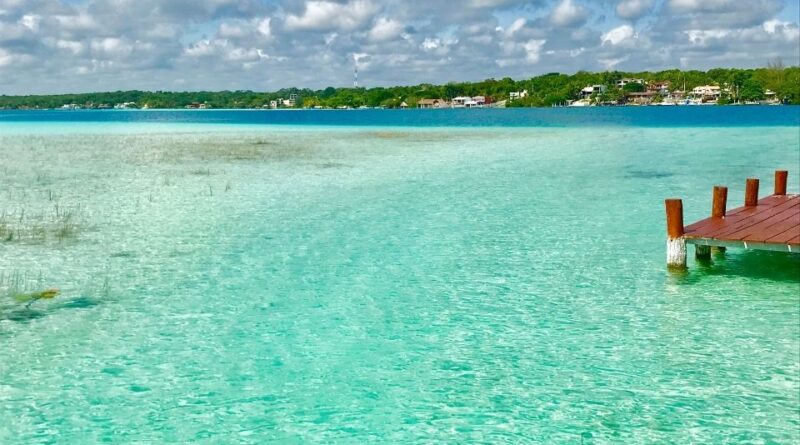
<box><xmin>665</xmin><ymin>199</ymin><xmax>687</xmax><ymax>268</ymax></box>
<box><xmin>712</xmin><ymin>186</ymin><xmax>728</xmax><ymax>218</ymax></box>
<box><xmin>745</xmin><ymin>178</ymin><xmax>759</xmax><ymax>207</ymax></box>
<box><xmin>775</xmin><ymin>170</ymin><xmax>788</xmax><ymax>195</ymax></box>
<box><xmin>709</xmin><ymin>185</ymin><xmax>728</xmax><ymax>254</ymax></box>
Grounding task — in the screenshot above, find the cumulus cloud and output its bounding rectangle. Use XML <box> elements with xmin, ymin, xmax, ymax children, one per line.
<box><xmin>602</xmin><ymin>24</ymin><xmax>635</xmax><ymax>45</ymax></box>
<box><xmin>368</xmin><ymin>17</ymin><xmax>403</xmax><ymax>42</ymax></box>
<box><xmin>666</xmin><ymin>0</ymin><xmax>783</xmax><ymax>27</ymax></box>
<box><xmin>616</xmin><ymin>0</ymin><xmax>655</xmax><ymax>20</ymax></box>
<box><xmin>0</xmin><ymin>0</ymin><xmax>797</xmax><ymax>94</ymax></box>
<box><xmin>285</xmin><ymin>0</ymin><xmax>378</xmax><ymax>31</ymax></box>
<box><xmin>550</xmin><ymin>0</ymin><xmax>588</xmax><ymax>27</ymax></box>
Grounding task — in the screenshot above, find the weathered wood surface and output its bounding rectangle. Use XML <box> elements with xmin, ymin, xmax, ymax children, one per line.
<box><xmin>684</xmin><ymin>194</ymin><xmax>800</xmax><ymax>251</ymax></box>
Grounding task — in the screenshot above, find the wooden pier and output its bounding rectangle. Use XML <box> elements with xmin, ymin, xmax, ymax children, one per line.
<box><xmin>665</xmin><ymin>170</ymin><xmax>799</xmax><ymax>268</ymax></box>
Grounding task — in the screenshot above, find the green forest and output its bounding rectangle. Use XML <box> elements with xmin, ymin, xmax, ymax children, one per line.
<box><xmin>1</xmin><ymin>66</ymin><xmax>798</xmax><ymax>109</ymax></box>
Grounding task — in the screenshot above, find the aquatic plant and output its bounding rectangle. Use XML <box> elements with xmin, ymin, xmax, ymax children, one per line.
<box><xmin>0</xmin><ymin>203</ymin><xmax>84</xmax><ymax>244</ymax></box>
<box><xmin>0</xmin><ymin>271</ymin><xmax>53</xmax><ymax>304</ymax></box>
<box><xmin>190</xmin><ymin>167</ymin><xmax>212</xmax><ymax>176</ymax></box>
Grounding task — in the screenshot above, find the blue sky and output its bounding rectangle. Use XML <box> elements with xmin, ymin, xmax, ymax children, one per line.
<box><xmin>0</xmin><ymin>0</ymin><xmax>798</xmax><ymax>94</ymax></box>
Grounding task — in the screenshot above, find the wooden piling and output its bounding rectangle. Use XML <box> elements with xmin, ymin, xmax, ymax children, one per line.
<box><xmin>665</xmin><ymin>199</ymin><xmax>686</xmax><ymax>267</ymax></box>
<box><xmin>745</xmin><ymin>178</ymin><xmax>759</xmax><ymax>207</ymax></box>
<box><xmin>710</xmin><ymin>186</ymin><xmax>728</xmax><ymax>254</ymax></box>
<box><xmin>712</xmin><ymin>186</ymin><xmax>728</xmax><ymax>218</ymax></box>
<box><xmin>775</xmin><ymin>170</ymin><xmax>788</xmax><ymax>195</ymax></box>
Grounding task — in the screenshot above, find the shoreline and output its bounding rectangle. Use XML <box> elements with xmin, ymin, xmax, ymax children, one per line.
<box><xmin>1</xmin><ymin>103</ymin><xmax>796</xmax><ymax>111</ymax></box>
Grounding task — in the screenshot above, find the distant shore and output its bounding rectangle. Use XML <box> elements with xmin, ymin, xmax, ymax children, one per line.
<box><xmin>1</xmin><ymin>67</ymin><xmax>798</xmax><ymax>111</ymax></box>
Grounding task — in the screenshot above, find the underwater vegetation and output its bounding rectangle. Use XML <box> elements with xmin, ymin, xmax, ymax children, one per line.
<box><xmin>0</xmin><ymin>271</ymin><xmax>59</xmax><ymax>313</ymax></box>
<box><xmin>0</xmin><ymin>204</ymin><xmax>83</xmax><ymax>244</ymax></box>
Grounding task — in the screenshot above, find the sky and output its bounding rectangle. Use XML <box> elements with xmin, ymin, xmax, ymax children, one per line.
<box><xmin>0</xmin><ymin>0</ymin><xmax>798</xmax><ymax>94</ymax></box>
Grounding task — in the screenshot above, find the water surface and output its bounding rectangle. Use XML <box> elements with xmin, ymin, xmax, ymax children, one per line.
<box><xmin>1</xmin><ymin>110</ymin><xmax>798</xmax><ymax>443</ymax></box>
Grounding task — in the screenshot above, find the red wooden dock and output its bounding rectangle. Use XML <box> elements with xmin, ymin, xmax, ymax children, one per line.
<box><xmin>664</xmin><ymin>170</ymin><xmax>799</xmax><ymax>267</ymax></box>
<box><xmin>684</xmin><ymin>194</ymin><xmax>799</xmax><ymax>252</ymax></box>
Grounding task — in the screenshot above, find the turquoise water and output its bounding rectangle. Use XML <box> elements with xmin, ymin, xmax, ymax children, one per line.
<box><xmin>1</xmin><ymin>111</ymin><xmax>799</xmax><ymax>443</ymax></box>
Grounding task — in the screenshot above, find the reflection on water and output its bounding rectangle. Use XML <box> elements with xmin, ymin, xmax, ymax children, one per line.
<box><xmin>694</xmin><ymin>250</ymin><xmax>800</xmax><ymax>283</ymax></box>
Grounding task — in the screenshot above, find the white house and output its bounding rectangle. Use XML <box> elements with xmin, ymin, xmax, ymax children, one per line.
<box><xmin>581</xmin><ymin>85</ymin><xmax>607</xmax><ymax>99</ymax></box>
<box><xmin>691</xmin><ymin>85</ymin><xmax>721</xmax><ymax>100</ymax></box>
<box><xmin>452</xmin><ymin>96</ymin><xmax>485</xmax><ymax>108</ymax></box>
<box><xmin>510</xmin><ymin>90</ymin><xmax>528</xmax><ymax>100</ymax></box>
<box><xmin>451</xmin><ymin>96</ymin><xmax>471</xmax><ymax>107</ymax></box>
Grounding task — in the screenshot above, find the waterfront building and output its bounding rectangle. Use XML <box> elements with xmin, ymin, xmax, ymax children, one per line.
<box><xmin>580</xmin><ymin>85</ymin><xmax>607</xmax><ymax>98</ymax></box>
<box><xmin>417</xmin><ymin>99</ymin><xmax>449</xmax><ymax>109</ymax></box>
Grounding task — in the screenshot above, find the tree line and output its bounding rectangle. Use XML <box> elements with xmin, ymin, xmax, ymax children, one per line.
<box><xmin>1</xmin><ymin>65</ymin><xmax>798</xmax><ymax>110</ymax></box>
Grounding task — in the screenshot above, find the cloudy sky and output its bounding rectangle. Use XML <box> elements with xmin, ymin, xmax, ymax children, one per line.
<box><xmin>0</xmin><ymin>0</ymin><xmax>798</xmax><ymax>94</ymax></box>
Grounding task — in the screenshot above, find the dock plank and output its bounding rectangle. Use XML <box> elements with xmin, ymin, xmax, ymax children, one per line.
<box><xmin>767</xmin><ymin>225</ymin><xmax>800</xmax><ymax>244</ymax></box>
<box><xmin>724</xmin><ymin>205</ymin><xmax>800</xmax><ymax>240</ymax></box>
<box><xmin>684</xmin><ymin>194</ymin><xmax>800</xmax><ymax>248</ymax></box>
<box><xmin>703</xmin><ymin>200</ymin><xmax>799</xmax><ymax>239</ymax></box>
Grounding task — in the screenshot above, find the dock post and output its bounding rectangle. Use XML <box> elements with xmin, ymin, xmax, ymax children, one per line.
<box><xmin>712</xmin><ymin>186</ymin><xmax>728</xmax><ymax>218</ymax></box>
<box><xmin>775</xmin><ymin>170</ymin><xmax>788</xmax><ymax>195</ymax></box>
<box><xmin>710</xmin><ymin>185</ymin><xmax>728</xmax><ymax>254</ymax></box>
<box><xmin>745</xmin><ymin>178</ymin><xmax>759</xmax><ymax>207</ymax></box>
<box><xmin>665</xmin><ymin>199</ymin><xmax>687</xmax><ymax>268</ymax></box>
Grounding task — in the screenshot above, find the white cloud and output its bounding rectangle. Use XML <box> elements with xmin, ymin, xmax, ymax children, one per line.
<box><xmin>184</xmin><ymin>39</ymin><xmax>217</xmax><ymax>58</ymax></box>
<box><xmin>616</xmin><ymin>0</ymin><xmax>654</xmax><ymax>20</ymax></box>
<box><xmin>219</xmin><ymin>22</ymin><xmax>249</xmax><ymax>38</ymax></box>
<box><xmin>550</xmin><ymin>0</ymin><xmax>587</xmax><ymax>27</ymax></box>
<box><xmin>257</xmin><ymin>17</ymin><xmax>271</xmax><ymax>38</ymax></box>
<box><xmin>469</xmin><ymin>0</ymin><xmax>526</xmax><ymax>7</ymax></box>
<box><xmin>598</xmin><ymin>56</ymin><xmax>629</xmax><ymax>69</ymax></box>
<box><xmin>524</xmin><ymin>39</ymin><xmax>546</xmax><ymax>63</ymax></box>
<box><xmin>666</xmin><ymin>0</ymin><xmax>782</xmax><ymax>27</ymax></box>
<box><xmin>420</xmin><ymin>38</ymin><xmax>440</xmax><ymax>51</ymax></box>
<box><xmin>55</xmin><ymin>39</ymin><xmax>84</xmax><ymax>55</ymax></box>
<box><xmin>53</xmin><ymin>13</ymin><xmax>96</xmax><ymax>31</ymax></box>
<box><xmin>18</xmin><ymin>14</ymin><xmax>40</xmax><ymax>31</ymax></box>
<box><xmin>601</xmin><ymin>24</ymin><xmax>635</xmax><ymax>45</ymax></box>
<box><xmin>763</xmin><ymin>19</ymin><xmax>800</xmax><ymax>41</ymax></box>
<box><xmin>0</xmin><ymin>0</ymin><xmax>797</xmax><ymax>93</ymax></box>
<box><xmin>368</xmin><ymin>17</ymin><xmax>403</xmax><ymax>42</ymax></box>
<box><xmin>285</xmin><ymin>0</ymin><xmax>378</xmax><ymax>31</ymax></box>
<box><xmin>90</xmin><ymin>38</ymin><xmax>132</xmax><ymax>57</ymax></box>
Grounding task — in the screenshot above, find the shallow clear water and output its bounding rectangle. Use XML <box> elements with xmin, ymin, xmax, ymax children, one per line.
<box><xmin>1</xmin><ymin>112</ymin><xmax>799</xmax><ymax>443</ymax></box>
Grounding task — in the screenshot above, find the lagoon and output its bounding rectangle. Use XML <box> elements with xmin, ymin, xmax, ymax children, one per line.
<box><xmin>1</xmin><ymin>108</ymin><xmax>799</xmax><ymax>443</ymax></box>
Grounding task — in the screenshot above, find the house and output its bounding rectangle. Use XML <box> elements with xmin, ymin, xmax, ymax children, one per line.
<box><xmin>417</xmin><ymin>99</ymin><xmax>448</xmax><ymax>109</ymax></box>
<box><xmin>762</xmin><ymin>89</ymin><xmax>781</xmax><ymax>105</ymax></box>
<box><xmin>282</xmin><ymin>95</ymin><xmax>297</xmax><ymax>107</ymax></box>
<box><xmin>451</xmin><ymin>96</ymin><xmax>471</xmax><ymax>107</ymax></box>
<box><xmin>625</xmin><ymin>91</ymin><xmax>657</xmax><ymax>105</ymax></box>
<box><xmin>648</xmin><ymin>81</ymin><xmax>671</xmax><ymax>95</ymax></box>
<box><xmin>616</xmin><ymin>78</ymin><xmax>644</xmax><ymax>88</ymax></box>
<box><xmin>509</xmin><ymin>90</ymin><xmax>528</xmax><ymax>101</ymax></box>
<box><xmin>452</xmin><ymin>96</ymin><xmax>486</xmax><ymax>108</ymax></box>
<box><xmin>691</xmin><ymin>85</ymin><xmax>721</xmax><ymax>102</ymax></box>
<box><xmin>399</xmin><ymin>101</ymin><xmax>408</xmax><ymax>109</ymax></box>
<box><xmin>580</xmin><ymin>85</ymin><xmax>607</xmax><ymax>99</ymax></box>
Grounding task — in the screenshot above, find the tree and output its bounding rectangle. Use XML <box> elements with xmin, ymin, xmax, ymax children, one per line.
<box><xmin>739</xmin><ymin>79</ymin><xmax>765</xmax><ymax>102</ymax></box>
<box><xmin>622</xmin><ymin>82</ymin><xmax>645</xmax><ymax>93</ymax></box>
